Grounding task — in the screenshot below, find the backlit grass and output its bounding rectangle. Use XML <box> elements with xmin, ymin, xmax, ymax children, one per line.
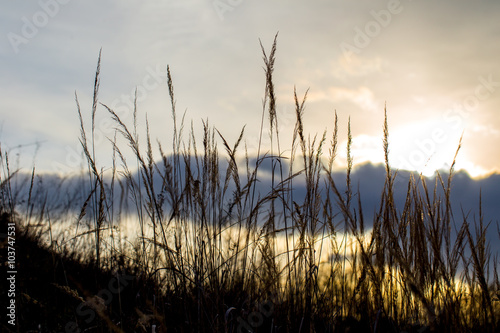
<box><xmin>1</xmin><ymin>35</ymin><xmax>499</xmax><ymax>332</ymax></box>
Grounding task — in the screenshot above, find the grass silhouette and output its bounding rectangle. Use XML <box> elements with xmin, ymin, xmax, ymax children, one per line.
<box><xmin>1</xmin><ymin>34</ymin><xmax>499</xmax><ymax>332</ymax></box>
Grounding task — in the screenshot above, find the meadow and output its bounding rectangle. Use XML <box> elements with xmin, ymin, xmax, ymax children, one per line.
<box><xmin>1</xmin><ymin>37</ymin><xmax>499</xmax><ymax>332</ymax></box>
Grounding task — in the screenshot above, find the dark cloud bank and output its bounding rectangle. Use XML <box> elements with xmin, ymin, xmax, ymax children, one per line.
<box><xmin>12</xmin><ymin>158</ymin><xmax>500</xmax><ymax>254</ymax></box>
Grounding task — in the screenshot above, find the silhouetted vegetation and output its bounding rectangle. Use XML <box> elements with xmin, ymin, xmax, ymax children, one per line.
<box><xmin>1</xmin><ymin>35</ymin><xmax>499</xmax><ymax>332</ymax></box>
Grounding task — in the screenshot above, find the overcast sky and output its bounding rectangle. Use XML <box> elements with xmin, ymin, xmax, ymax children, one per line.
<box><xmin>1</xmin><ymin>1</ymin><xmax>500</xmax><ymax>178</ymax></box>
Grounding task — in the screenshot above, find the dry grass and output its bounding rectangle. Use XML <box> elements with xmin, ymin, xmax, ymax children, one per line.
<box><xmin>1</xmin><ymin>35</ymin><xmax>499</xmax><ymax>332</ymax></box>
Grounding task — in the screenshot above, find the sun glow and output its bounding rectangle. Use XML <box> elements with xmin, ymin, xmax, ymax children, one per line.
<box><xmin>333</xmin><ymin>116</ymin><xmax>491</xmax><ymax>178</ymax></box>
<box><xmin>388</xmin><ymin>117</ymin><xmax>468</xmax><ymax>177</ymax></box>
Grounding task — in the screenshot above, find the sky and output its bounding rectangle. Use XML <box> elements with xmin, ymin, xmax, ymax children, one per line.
<box><xmin>1</xmin><ymin>1</ymin><xmax>500</xmax><ymax>178</ymax></box>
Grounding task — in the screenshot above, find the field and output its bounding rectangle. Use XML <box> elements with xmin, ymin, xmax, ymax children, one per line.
<box><xmin>1</xmin><ymin>38</ymin><xmax>499</xmax><ymax>332</ymax></box>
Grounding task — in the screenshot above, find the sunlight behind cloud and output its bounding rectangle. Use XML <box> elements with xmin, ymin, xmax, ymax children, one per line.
<box><xmin>388</xmin><ymin>117</ymin><xmax>466</xmax><ymax>177</ymax></box>
<box><xmin>337</xmin><ymin>134</ymin><xmax>384</xmax><ymax>168</ymax></box>
<box><xmin>332</xmin><ymin>116</ymin><xmax>493</xmax><ymax>179</ymax></box>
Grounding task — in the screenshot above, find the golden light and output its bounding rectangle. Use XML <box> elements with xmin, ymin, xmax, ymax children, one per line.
<box><xmin>388</xmin><ymin>117</ymin><xmax>466</xmax><ymax>177</ymax></box>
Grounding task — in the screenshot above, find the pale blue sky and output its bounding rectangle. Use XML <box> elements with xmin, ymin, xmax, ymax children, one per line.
<box><xmin>1</xmin><ymin>1</ymin><xmax>500</xmax><ymax>177</ymax></box>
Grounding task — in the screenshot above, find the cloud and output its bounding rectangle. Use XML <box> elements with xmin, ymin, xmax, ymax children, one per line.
<box><xmin>332</xmin><ymin>86</ymin><xmax>379</xmax><ymax>112</ymax></box>
<box><xmin>12</xmin><ymin>157</ymin><xmax>499</xmax><ymax>226</ymax></box>
<box><xmin>334</xmin><ymin>55</ymin><xmax>383</xmax><ymax>78</ymax></box>
<box><xmin>306</xmin><ymin>86</ymin><xmax>380</xmax><ymax>114</ymax></box>
<box><xmin>9</xmin><ymin>149</ymin><xmax>500</xmax><ymax>272</ymax></box>
<box><xmin>2</xmin><ymin>0</ymin><xmax>500</xmax><ymax>177</ymax></box>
